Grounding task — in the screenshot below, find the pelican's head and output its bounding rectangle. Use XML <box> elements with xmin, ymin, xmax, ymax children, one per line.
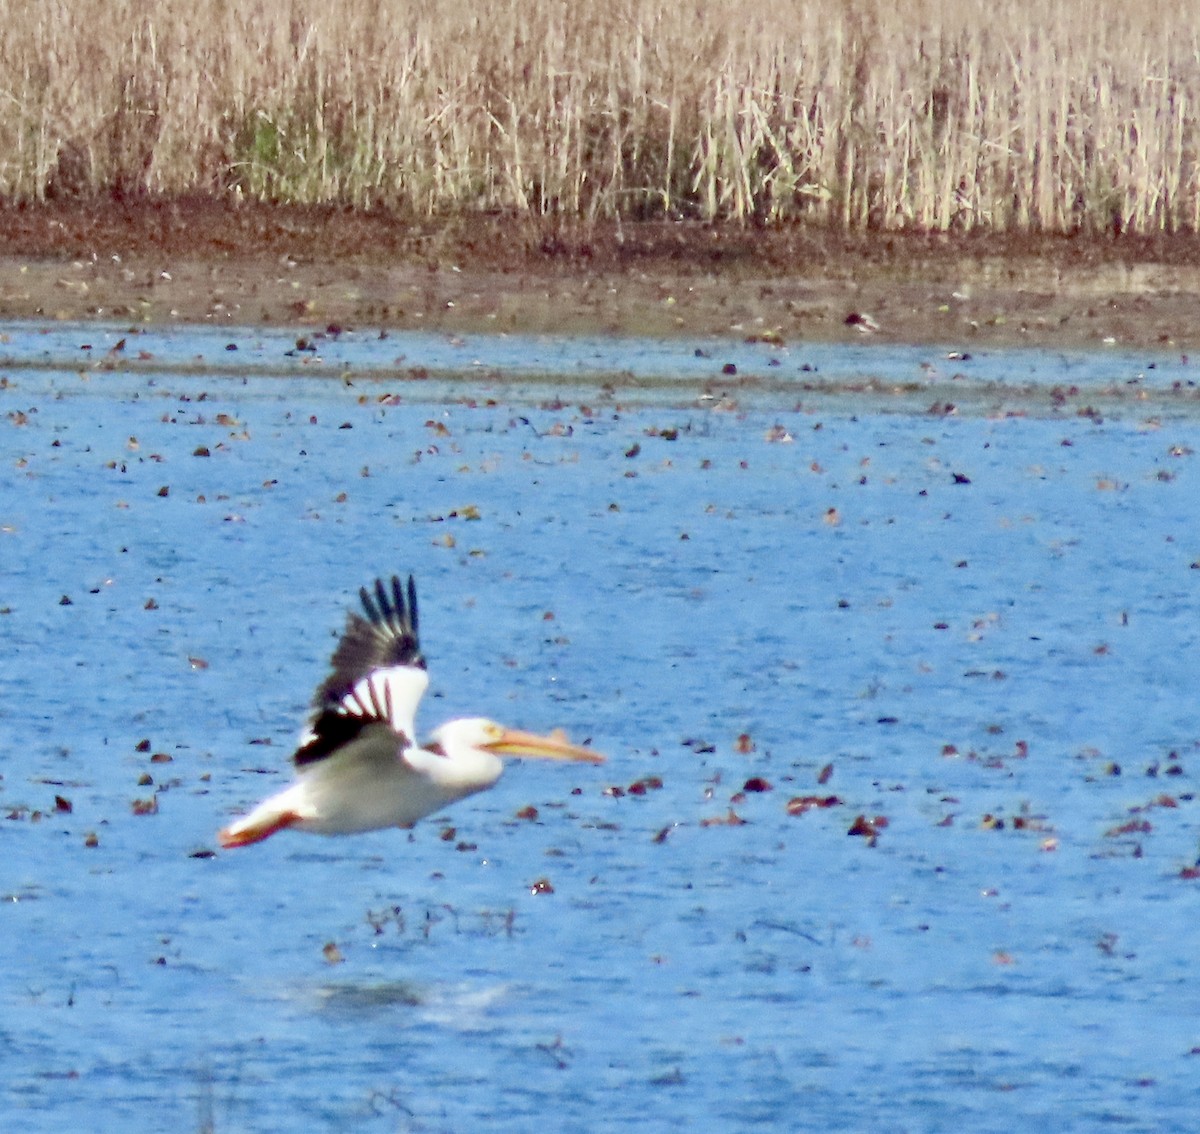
<box><xmin>428</xmin><ymin>718</ymin><xmax>605</xmax><ymax>765</ymax></box>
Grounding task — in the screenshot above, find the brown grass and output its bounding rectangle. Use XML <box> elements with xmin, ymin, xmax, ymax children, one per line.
<box><xmin>0</xmin><ymin>0</ymin><xmax>1197</xmax><ymax>233</ymax></box>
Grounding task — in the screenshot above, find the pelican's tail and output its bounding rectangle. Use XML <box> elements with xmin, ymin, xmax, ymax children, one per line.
<box><xmin>218</xmin><ymin>786</ymin><xmax>309</xmax><ymax>848</ymax></box>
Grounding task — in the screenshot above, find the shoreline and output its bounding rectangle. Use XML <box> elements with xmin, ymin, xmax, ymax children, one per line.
<box><xmin>1</xmin><ymin>201</ymin><xmax>1198</xmax><ymax>352</ymax></box>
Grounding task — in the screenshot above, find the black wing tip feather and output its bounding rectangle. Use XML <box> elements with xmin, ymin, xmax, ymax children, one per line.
<box><xmin>311</xmin><ymin>574</ymin><xmax>426</xmax><ymax>710</ymax></box>
<box><xmin>359</xmin><ymin>574</ymin><xmax>422</xmax><ymax>665</ymax></box>
<box><xmin>360</xmin><ymin>575</ymin><xmax>419</xmax><ymax>641</ymax></box>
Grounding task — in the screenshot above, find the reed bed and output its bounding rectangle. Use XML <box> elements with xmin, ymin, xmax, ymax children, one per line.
<box><xmin>0</xmin><ymin>0</ymin><xmax>1197</xmax><ymax>233</ymax></box>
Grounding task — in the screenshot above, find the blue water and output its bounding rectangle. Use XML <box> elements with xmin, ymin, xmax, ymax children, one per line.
<box><xmin>2</xmin><ymin>320</ymin><xmax>1196</xmax><ymax>400</ymax></box>
<box><xmin>2</xmin><ymin>325</ymin><xmax>1199</xmax><ymax>1132</ymax></box>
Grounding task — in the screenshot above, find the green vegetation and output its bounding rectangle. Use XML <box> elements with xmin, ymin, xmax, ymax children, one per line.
<box><xmin>0</xmin><ymin>0</ymin><xmax>1196</xmax><ymax>232</ymax></box>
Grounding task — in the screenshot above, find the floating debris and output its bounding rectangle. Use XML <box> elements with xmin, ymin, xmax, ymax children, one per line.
<box><xmin>786</xmin><ymin>795</ymin><xmax>842</xmax><ymax>817</ymax></box>
<box><xmin>322</xmin><ymin>942</ymin><xmax>345</xmax><ymax>964</ymax></box>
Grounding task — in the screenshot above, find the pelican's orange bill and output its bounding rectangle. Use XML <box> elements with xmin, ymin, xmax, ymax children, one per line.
<box><xmin>485</xmin><ymin>726</ymin><xmax>605</xmax><ymax>764</ymax></box>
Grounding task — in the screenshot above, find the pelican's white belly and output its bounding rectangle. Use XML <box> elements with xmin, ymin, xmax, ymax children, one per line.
<box><xmin>294</xmin><ymin>728</ymin><xmax>502</xmax><ymax>835</ymax></box>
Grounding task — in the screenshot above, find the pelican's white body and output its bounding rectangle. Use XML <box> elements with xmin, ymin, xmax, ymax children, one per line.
<box><xmin>223</xmin><ymin>718</ymin><xmax>506</xmax><ymax>840</ymax></box>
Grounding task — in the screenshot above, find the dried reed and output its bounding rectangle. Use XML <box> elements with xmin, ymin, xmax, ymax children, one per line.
<box><xmin>0</xmin><ymin>0</ymin><xmax>1196</xmax><ymax>232</ymax></box>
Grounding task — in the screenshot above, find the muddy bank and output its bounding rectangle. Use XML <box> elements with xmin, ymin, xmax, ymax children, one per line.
<box><xmin>1</xmin><ymin>199</ymin><xmax>1198</xmax><ymax>351</ymax></box>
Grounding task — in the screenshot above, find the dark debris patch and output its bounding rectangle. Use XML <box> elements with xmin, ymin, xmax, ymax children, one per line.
<box><xmin>847</xmin><ymin>814</ymin><xmax>887</xmax><ymax>846</ymax></box>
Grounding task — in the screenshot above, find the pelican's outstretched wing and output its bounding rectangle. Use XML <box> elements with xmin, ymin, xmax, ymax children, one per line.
<box><xmin>316</xmin><ymin>575</ymin><xmax>424</xmax><ymax>701</ymax></box>
<box><xmin>294</xmin><ymin>576</ymin><xmax>429</xmax><ymax>769</ymax></box>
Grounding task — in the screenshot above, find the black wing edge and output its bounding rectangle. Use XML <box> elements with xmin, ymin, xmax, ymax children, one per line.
<box><xmin>312</xmin><ymin>575</ymin><xmax>426</xmax><ymax>708</ymax></box>
<box><xmin>295</xmin><ymin>683</ymin><xmax>413</xmax><ymax>768</ymax></box>
<box><xmin>295</xmin><ymin>709</ymin><xmax>373</xmax><ymax>767</ymax></box>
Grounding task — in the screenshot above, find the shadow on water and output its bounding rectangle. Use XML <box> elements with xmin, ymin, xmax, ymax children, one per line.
<box><xmin>310</xmin><ymin>980</ymin><xmax>426</xmax><ymax>1016</ymax></box>
<box><xmin>306</xmin><ymin>978</ymin><xmax>518</xmax><ymax>1029</ymax></box>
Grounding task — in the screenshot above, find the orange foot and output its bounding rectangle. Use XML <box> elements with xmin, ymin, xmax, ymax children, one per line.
<box><xmin>218</xmin><ymin>811</ymin><xmax>301</xmax><ymax>849</ymax></box>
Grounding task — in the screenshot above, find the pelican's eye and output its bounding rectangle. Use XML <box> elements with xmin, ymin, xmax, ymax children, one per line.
<box><xmin>484</xmin><ymin>723</ymin><xmax>504</xmax><ymax>742</ymax></box>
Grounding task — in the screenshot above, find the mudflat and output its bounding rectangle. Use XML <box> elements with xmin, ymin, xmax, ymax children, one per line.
<box><xmin>1</xmin><ymin>199</ymin><xmax>1199</xmax><ymax>351</ymax></box>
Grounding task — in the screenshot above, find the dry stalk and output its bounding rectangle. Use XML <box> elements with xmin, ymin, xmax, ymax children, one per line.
<box><xmin>0</xmin><ymin>0</ymin><xmax>1194</xmax><ymax>232</ymax></box>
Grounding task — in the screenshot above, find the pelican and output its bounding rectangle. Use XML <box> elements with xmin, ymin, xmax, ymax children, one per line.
<box><xmin>218</xmin><ymin>575</ymin><xmax>604</xmax><ymax>848</ymax></box>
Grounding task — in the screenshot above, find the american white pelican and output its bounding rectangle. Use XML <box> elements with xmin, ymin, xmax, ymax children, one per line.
<box><xmin>218</xmin><ymin>575</ymin><xmax>604</xmax><ymax>848</ymax></box>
